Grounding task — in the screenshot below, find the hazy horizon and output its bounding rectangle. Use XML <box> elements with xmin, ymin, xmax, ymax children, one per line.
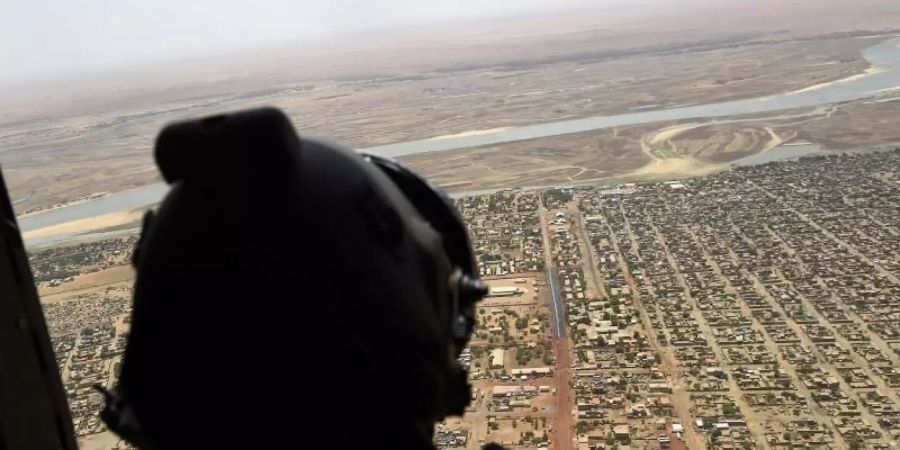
<box><xmin>1</xmin><ymin>0</ymin><xmax>621</xmax><ymax>83</ymax></box>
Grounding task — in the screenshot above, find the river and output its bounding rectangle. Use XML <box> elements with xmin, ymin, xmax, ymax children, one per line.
<box><xmin>16</xmin><ymin>36</ymin><xmax>900</xmax><ymax>235</ymax></box>
<box><xmin>21</xmin><ymin>143</ymin><xmax>833</xmax><ymax>249</ymax></box>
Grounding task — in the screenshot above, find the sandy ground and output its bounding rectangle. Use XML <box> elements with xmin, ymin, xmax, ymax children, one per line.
<box><xmin>669</xmin><ymin>96</ymin><xmax>900</xmax><ymax>152</ymax></box>
<box><xmin>791</xmin><ymin>66</ymin><xmax>887</xmax><ymax>94</ymax></box>
<box><xmin>18</xmin><ymin>93</ymin><xmax>900</xmax><ymax>248</ymax></box>
<box><xmin>78</xmin><ymin>431</ymin><xmax>123</xmax><ymax>450</ymax></box>
<box><xmin>632</xmin><ymin>155</ymin><xmax>722</xmax><ymax>179</ymax></box>
<box><xmin>427</xmin><ymin>127</ymin><xmax>513</xmax><ymax>141</ymax></box>
<box><xmin>0</xmin><ymin>20</ymin><xmax>882</xmax><ymax>214</ymax></box>
<box><xmin>22</xmin><ymin>210</ymin><xmax>145</xmax><ymax>240</ymax></box>
<box><xmin>401</xmin><ymin>93</ymin><xmax>900</xmax><ymax>194</ymax></box>
<box><xmin>649</xmin><ymin>123</ymin><xmax>706</xmax><ymax>145</ymax></box>
<box><xmin>39</xmin><ymin>265</ymin><xmax>135</xmax><ymax>301</ymax></box>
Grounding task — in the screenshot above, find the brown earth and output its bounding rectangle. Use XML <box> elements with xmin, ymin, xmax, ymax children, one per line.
<box><xmin>404</xmin><ymin>96</ymin><xmax>900</xmax><ymax>193</ymax></box>
<box><xmin>3</xmin><ymin>1</ymin><xmax>899</xmax><ymax>213</ymax></box>
<box><xmin>39</xmin><ymin>265</ymin><xmax>135</xmax><ymax>301</ymax></box>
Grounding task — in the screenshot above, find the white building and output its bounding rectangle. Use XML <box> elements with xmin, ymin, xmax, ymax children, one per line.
<box><xmin>487</xmin><ymin>287</ymin><xmax>522</xmax><ymax>297</ymax></box>
<box><xmin>491</xmin><ymin>349</ymin><xmax>506</xmax><ymax>368</ymax></box>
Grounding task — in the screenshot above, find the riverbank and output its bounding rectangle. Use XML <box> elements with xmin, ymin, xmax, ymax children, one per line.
<box><xmin>14</xmin><ymin>34</ymin><xmax>900</xmax><ymax>245</ymax></box>
<box><xmin>2</xmin><ymin>27</ymin><xmax>888</xmax><ymax>215</ymax></box>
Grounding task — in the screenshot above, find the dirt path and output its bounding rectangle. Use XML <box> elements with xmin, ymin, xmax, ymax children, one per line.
<box><xmin>553</xmin><ymin>333</ymin><xmax>574</xmax><ymax>450</ymax></box>
<box><xmin>567</xmin><ymin>202</ymin><xmax>604</xmax><ymax>299</ymax></box>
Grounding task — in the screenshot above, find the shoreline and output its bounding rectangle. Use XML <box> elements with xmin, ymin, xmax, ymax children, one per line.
<box><xmin>15</xmin><ymin>35</ymin><xmax>900</xmax><ymax>243</ymax></box>
<box><xmin>16</xmin><ymin>192</ymin><xmax>109</xmax><ymax>219</ymax></box>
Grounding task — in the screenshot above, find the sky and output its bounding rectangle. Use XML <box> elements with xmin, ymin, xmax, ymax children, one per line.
<box><xmin>0</xmin><ymin>0</ymin><xmax>603</xmax><ymax>82</ymax></box>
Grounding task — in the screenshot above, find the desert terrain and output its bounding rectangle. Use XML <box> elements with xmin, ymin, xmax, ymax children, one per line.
<box><xmin>403</xmin><ymin>93</ymin><xmax>900</xmax><ymax>192</ymax></box>
<box><xmin>3</xmin><ymin>0</ymin><xmax>900</xmax><ymax>216</ymax></box>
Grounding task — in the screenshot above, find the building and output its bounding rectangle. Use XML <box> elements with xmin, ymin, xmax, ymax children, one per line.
<box><xmin>487</xmin><ymin>287</ymin><xmax>523</xmax><ymax>297</ymax></box>
<box><xmin>491</xmin><ymin>349</ymin><xmax>506</xmax><ymax>368</ymax></box>
<box><xmin>511</xmin><ymin>367</ymin><xmax>552</xmax><ymax>376</ymax></box>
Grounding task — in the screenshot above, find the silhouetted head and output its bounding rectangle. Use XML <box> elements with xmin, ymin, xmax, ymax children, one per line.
<box><xmin>101</xmin><ymin>108</ymin><xmax>486</xmax><ymax>449</ymax></box>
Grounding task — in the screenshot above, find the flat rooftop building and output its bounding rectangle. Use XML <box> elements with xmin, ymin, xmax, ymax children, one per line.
<box><xmin>491</xmin><ymin>349</ymin><xmax>506</xmax><ymax>368</ymax></box>
<box><xmin>487</xmin><ymin>287</ymin><xmax>522</xmax><ymax>297</ymax></box>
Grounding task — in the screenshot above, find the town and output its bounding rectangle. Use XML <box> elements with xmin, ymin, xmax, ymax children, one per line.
<box><xmin>439</xmin><ymin>149</ymin><xmax>900</xmax><ymax>450</ymax></box>
<box><xmin>27</xmin><ymin>149</ymin><xmax>900</xmax><ymax>450</ymax></box>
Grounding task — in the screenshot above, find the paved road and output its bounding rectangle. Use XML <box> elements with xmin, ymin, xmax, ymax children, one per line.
<box><xmin>540</xmin><ymin>207</ymin><xmax>566</xmax><ymax>339</ymax></box>
<box><xmin>546</xmin><ymin>268</ymin><xmax>564</xmax><ymax>338</ymax></box>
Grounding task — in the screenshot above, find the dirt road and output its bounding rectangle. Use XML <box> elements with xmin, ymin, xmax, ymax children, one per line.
<box><xmin>567</xmin><ymin>203</ymin><xmax>605</xmax><ymax>299</ymax></box>
<box><xmin>539</xmin><ymin>206</ymin><xmax>574</xmax><ymax>450</ymax></box>
<box><xmin>553</xmin><ymin>333</ymin><xmax>574</xmax><ymax>450</ymax></box>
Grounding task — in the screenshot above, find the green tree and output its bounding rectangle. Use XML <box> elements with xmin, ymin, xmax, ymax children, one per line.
<box><xmin>516</xmin><ymin>317</ymin><xmax>528</xmax><ymax>330</ymax></box>
<box><xmin>576</xmin><ymin>421</ymin><xmax>589</xmax><ymax>435</ymax></box>
<box><xmin>722</xmin><ymin>402</ymin><xmax>739</xmax><ymax>415</ymax></box>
